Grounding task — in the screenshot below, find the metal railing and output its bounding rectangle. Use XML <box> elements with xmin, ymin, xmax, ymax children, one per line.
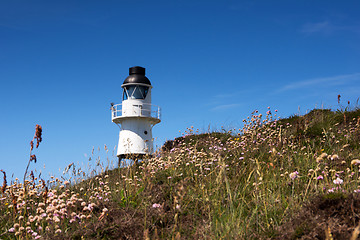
<box><xmin>111</xmin><ymin>103</ymin><xmax>161</xmax><ymax>120</ymax></box>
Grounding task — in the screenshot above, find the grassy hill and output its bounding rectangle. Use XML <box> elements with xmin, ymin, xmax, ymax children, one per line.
<box><xmin>1</xmin><ymin>107</ymin><xmax>360</xmax><ymax>239</ymax></box>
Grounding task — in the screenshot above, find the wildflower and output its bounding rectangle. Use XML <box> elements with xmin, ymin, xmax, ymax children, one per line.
<box><xmin>317</xmin><ymin>175</ymin><xmax>324</xmax><ymax>180</ymax></box>
<box><xmin>331</xmin><ymin>154</ymin><xmax>339</xmax><ymax>160</ymax></box>
<box><xmin>351</xmin><ymin>159</ymin><xmax>360</xmax><ymax>165</ymax></box>
<box><xmin>152</xmin><ymin>203</ymin><xmax>161</xmax><ymax>208</ymax></box>
<box><xmin>320</xmin><ymin>152</ymin><xmax>328</xmax><ymax>158</ymax></box>
<box><xmin>8</xmin><ymin>227</ymin><xmax>15</xmax><ymax>233</ymax></box>
<box><xmin>88</xmin><ymin>204</ymin><xmax>94</xmax><ymax>211</ymax></box>
<box><xmin>333</xmin><ymin>177</ymin><xmax>343</xmax><ymax>185</ymax></box>
<box><xmin>53</xmin><ymin>216</ymin><xmax>60</xmax><ymax>222</ymax></box>
<box><xmin>289</xmin><ymin>171</ymin><xmax>299</xmax><ymax>180</ymax></box>
<box><xmin>55</xmin><ymin>229</ymin><xmax>62</xmax><ymax>234</ymax></box>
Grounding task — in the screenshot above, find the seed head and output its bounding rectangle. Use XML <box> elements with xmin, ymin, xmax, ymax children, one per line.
<box><xmin>34</xmin><ymin>125</ymin><xmax>42</xmax><ymax>148</ymax></box>
<box><xmin>30</xmin><ymin>155</ymin><xmax>37</xmax><ymax>163</ymax></box>
<box><xmin>1</xmin><ymin>170</ymin><xmax>7</xmax><ymax>194</ymax></box>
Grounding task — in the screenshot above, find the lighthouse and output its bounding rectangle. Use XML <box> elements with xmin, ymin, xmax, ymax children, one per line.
<box><xmin>111</xmin><ymin>66</ymin><xmax>161</xmax><ymax>161</ymax></box>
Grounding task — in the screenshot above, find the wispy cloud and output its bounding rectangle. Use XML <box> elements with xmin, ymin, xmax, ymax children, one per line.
<box><xmin>300</xmin><ymin>21</ymin><xmax>333</xmax><ymax>34</ymax></box>
<box><xmin>211</xmin><ymin>103</ymin><xmax>241</xmax><ymax>111</ymax></box>
<box><xmin>300</xmin><ymin>21</ymin><xmax>360</xmax><ymax>35</ymax></box>
<box><xmin>278</xmin><ymin>73</ymin><xmax>360</xmax><ymax>93</ymax></box>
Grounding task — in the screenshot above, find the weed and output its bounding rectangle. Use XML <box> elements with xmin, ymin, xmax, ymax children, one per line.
<box><xmin>1</xmin><ymin>104</ymin><xmax>360</xmax><ymax>239</ymax></box>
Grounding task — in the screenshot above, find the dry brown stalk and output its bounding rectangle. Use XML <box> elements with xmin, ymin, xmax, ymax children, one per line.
<box><xmin>41</xmin><ymin>179</ymin><xmax>48</xmax><ymax>202</ymax></box>
<box><xmin>350</xmin><ymin>223</ymin><xmax>360</xmax><ymax>240</ymax></box>
<box><xmin>10</xmin><ymin>191</ymin><xmax>17</xmax><ymax>216</ymax></box>
<box><xmin>1</xmin><ymin>169</ymin><xmax>7</xmax><ymax>194</ymax></box>
<box><xmin>325</xmin><ymin>225</ymin><xmax>333</xmax><ymax>240</ymax></box>
<box><xmin>23</xmin><ymin>124</ymin><xmax>43</xmax><ymax>186</ymax></box>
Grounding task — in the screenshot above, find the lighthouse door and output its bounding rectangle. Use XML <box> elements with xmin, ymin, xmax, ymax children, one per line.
<box><xmin>133</xmin><ymin>104</ymin><xmax>143</xmax><ymax>116</ymax></box>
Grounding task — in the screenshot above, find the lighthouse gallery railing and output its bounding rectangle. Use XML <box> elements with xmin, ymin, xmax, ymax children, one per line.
<box><xmin>111</xmin><ymin>103</ymin><xmax>161</xmax><ymax>121</ymax></box>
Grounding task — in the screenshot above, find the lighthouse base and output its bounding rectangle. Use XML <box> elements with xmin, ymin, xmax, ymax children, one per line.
<box><xmin>117</xmin><ymin>153</ymin><xmax>152</xmax><ymax>168</ymax></box>
<box><xmin>118</xmin><ymin>153</ymin><xmax>152</xmax><ymax>160</ymax></box>
<box><xmin>116</xmin><ymin>119</ymin><xmax>155</xmax><ymax>157</ymax></box>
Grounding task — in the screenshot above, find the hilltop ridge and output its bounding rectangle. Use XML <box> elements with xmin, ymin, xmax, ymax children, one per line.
<box><xmin>1</xmin><ymin>107</ymin><xmax>360</xmax><ymax>239</ymax></box>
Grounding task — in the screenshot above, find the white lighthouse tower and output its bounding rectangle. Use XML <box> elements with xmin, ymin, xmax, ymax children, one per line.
<box><xmin>111</xmin><ymin>66</ymin><xmax>161</xmax><ymax>161</ymax></box>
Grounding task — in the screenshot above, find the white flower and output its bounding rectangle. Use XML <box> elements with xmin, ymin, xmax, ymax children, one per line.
<box><xmin>320</xmin><ymin>153</ymin><xmax>328</xmax><ymax>159</ymax></box>
<box><xmin>333</xmin><ymin>177</ymin><xmax>343</xmax><ymax>185</ymax></box>
<box><xmin>351</xmin><ymin>159</ymin><xmax>360</xmax><ymax>165</ymax></box>
<box><xmin>53</xmin><ymin>216</ymin><xmax>61</xmax><ymax>223</ymax></box>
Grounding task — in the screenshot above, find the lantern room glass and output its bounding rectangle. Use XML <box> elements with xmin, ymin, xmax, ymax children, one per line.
<box><xmin>123</xmin><ymin>85</ymin><xmax>149</xmax><ymax>100</ymax></box>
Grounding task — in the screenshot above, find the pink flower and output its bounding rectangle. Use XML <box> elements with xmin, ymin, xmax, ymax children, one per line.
<box><xmin>317</xmin><ymin>175</ymin><xmax>324</xmax><ymax>180</ymax></box>
<box><xmin>152</xmin><ymin>203</ymin><xmax>161</xmax><ymax>208</ymax></box>
<box><xmin>289</xmin><ymin>171</ymin><xmax>299</xmax><ymax>180</ymax></box>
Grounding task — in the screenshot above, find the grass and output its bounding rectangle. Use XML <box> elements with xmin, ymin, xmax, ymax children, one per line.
<box><xmin>1</xmin><ymin>105</ymin><xmax>360</xmax><ymax>239</ymax></box>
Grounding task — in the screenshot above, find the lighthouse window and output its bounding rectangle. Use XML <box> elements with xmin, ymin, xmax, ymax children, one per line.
<box><xmin>123</xmin><ymin>86</ymin><xmax>149</xmax><ymax>100</ymax></box>
<box><xmin>123</xmin><ymin>89</ymin><xmax>128</xmax><ymax>100</ymax></box>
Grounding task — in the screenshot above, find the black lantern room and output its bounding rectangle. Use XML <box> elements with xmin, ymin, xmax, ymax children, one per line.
<box><xmin>122</xmin><ymin>66</ymin><xmax>151</xmax><ymax>101</ymax></box>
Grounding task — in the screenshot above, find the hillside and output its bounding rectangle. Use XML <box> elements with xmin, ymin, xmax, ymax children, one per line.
<box><xmin>1</xmin><ymin>107</ymin><xmax>360</xmax><ymax>239</ymax></box>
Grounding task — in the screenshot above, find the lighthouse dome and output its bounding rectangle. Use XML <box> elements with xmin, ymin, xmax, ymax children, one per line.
<box><xmin>122</xmin><ymin>66</ymin><xmax>151</xmax><ymax>86</ymax></box>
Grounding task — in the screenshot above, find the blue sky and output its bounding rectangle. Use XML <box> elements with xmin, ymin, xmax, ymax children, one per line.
<box><xmin>1</xmin><ymin>0</ymin><xmax>359</xmax><ymax>180</ymax></box>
